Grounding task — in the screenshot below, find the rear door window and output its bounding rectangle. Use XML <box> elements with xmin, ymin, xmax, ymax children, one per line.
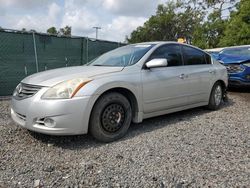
<box><xmin>182</xmin><ymin>46</ymin><xmax>207</xmax><ymax>65</ymax></box>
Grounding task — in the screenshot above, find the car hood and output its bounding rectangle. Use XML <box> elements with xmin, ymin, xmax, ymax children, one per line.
<box><xmin>22</xmin><ymin>66</ymin><xmax>123</xmax><ymax>87</ymax></box>
<box><xmin>219</xmin><ymin>54</ymin><xmax>250</xmax><ymax>64</ymax></box>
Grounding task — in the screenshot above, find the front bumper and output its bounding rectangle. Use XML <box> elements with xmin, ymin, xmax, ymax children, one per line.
<box><xmin>11</xmin><ymin>87</ymin><xmax>93</xmax><ymax>135</ymax></box>
<box><xmin>228</xmin><ymin>79</ymin><xmax>250</xmax><ymax>87</ymax></box>
<box><xmin>228</xmin><ymin>66</ymin><xmax>250</xmax><ymax>87</ymax></box>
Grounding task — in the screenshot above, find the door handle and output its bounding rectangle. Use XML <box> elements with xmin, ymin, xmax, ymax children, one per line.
<box><xmin>179</xmin><ymin>74</ymin><xmax>185</xmax><ymax>79</ymax></box>
<box><xmin>209</xmin><ymin>70</ymin><xmax>216</xmax><ymax>74</ymax></box>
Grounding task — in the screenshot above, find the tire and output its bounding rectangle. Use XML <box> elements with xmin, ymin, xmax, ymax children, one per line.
<box><xmin>207</xmin><ymin>82</ymin><xmax>223</xmax><ymax>110</ymax></box>
<box><xmin>89</xmin><ymin>92</ymin><xmax>132</xmax><ymax>142</ymax></box>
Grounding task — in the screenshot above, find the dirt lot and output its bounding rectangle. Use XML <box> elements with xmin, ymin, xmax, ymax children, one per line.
<box><xmin>0</xmin><ymin>89</ymin><xmax>249</xmax><ymax>187</ymax></box>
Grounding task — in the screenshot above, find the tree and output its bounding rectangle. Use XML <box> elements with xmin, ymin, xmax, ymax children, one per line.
<box><xmin>46</xmin><ymin>26</ymin><xmax>72</xmax><ymax>36</ymax></box>
<box><xmin>219</xmin><ymin>0</ymin><xmax>250</xmax><ymax>46</ymax></box>
<box><xmin>127</xmin><ymin>1</ymin><xmax>203</xmax><ymax>43</ymax></box>
<box><xmin>59</xmin><ymin>26</ymin><xmax>72</xmax><ymax>36</ymax></box>
<box><xmin>127</xmin><ymin>0</ymin><xmax>239</xmax><ymax>48</ymax></box>
<box><xmin>186</xmin><ymin>0</ymin><xmax>237</xmax><ymax>48</ymax></box>
<box><xmin>192</xmin><ymin>10</ymin><xmax>228</xmax><ymax>48</ymax></box>
<box><xmin>188</xmin><ymin>0</ymin><xmax>236</xmax><ymax>14</ymax></box>
<box><xmin>47</xmin><ymin>27</ymin><xmax>58</xmax><ymax>35</ymax></box>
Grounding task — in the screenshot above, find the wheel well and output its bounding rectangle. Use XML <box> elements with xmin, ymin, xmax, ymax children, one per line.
<box><xmin>93</xmin><ymin>87</ymin><xmax>139</xmax><ymax>121</ymax></box>
<box><xmin>216</xmin><ymin>80</ymin><xmax>226</xmax><ymax>91</ymax></box>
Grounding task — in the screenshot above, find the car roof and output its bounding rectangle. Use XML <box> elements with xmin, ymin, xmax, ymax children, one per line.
<box><xmin>131</xmin><ymin>41</ymin><xmax>205</xmax><ymax>52</ymax></box>
<box><xmin>133</xmin><ymin>41</ymin><xmax>184</xmax><ymax>45</ymax></box>
<box><xmin>205</xmin><ymin>45</ymin><xmax>250</xmax><ymax>53</ymax></box>
<box><xmin>224</xmin><ymin>45</ymin><xmax>250</xmax><ymax>49</ymax></box>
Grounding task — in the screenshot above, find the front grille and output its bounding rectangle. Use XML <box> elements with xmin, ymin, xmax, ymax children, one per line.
<box><xmin>15</xmin><ymin>83</ymin><xmax>42</xmax><ymax>100</ymax></box>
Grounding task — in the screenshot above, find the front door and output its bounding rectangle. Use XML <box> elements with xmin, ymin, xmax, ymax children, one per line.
<box><xmin>141</xmin><ymin>44</ymin><xmax>189</xmax><ymax>114</ymax></box>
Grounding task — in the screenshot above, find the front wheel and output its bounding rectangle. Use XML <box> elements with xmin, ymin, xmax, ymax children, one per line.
<box><xmin>89</xmin><ymin>92</ymin><xmax>132</xmax><ymax>142</ymax></box>
<box><xmin>207</xmin><ymin>82</ymin><xmax>223</xmax><ymax>110</ymax></box>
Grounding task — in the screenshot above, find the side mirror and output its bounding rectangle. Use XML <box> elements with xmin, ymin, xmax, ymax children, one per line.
<box><xmin>146</xmin><ymin>58</ymin><xmax>168</xmax><ymax>68</ymax></box>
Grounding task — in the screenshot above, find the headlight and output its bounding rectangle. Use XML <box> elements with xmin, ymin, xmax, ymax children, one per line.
<box><xmin>42</xmin><ymin>78</ymin><xmax>92</xmax><ymax>99</ymax></box>
<box><xmin>225</xmin><ymin>64</ymin><xmax>245</xmax><ymax>73</ymax></box>
<box><xmin>13</xmin><ymin>83</ymin><xmax>21</xmax><ymax>96</ymax></box>
<box><xmin>243</xmin><ymin>62</ymin><xmax>250</xmax><ymax>67</ymax></box>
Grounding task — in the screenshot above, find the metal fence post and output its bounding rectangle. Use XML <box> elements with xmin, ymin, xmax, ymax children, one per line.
<box><xmin>86</xmin><ymin>37</ymin><xmax>89</xmax><ymax>63</ymax></box>
<box><xmin>80</xmin><ymin>38</ymin><xmax>83</xmax><ymax>65</ymax></box>
<box><xmin>24</xmin><ymin>65</ymin><xmax>27</xmax><ymax>75</ymax></box>
<box><xmin>32</xmin><ymin>32</ymin><xmax>39</xmax><ymax>72</ymax></box>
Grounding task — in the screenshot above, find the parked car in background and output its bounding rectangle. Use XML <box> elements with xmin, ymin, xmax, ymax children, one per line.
<box><xmin>205</xmin><ymin>47</ymin><xmax>224</xmax><ymax>60</ymax></box>
<box><xmin>11</xmin><ymin>42</ymin><xmax>228</xmax><ymax>142</ymax></box>
<box><xmin>207</xmin><ymin>45</ymin><xmax>250</xmax><ymax>87</ymax></box>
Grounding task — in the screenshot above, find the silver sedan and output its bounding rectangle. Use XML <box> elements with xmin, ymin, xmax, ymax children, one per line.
<box><xmin>11</xmin><ymin>42</ymin><xmax>228</xmax><ymax>142</ymax></box>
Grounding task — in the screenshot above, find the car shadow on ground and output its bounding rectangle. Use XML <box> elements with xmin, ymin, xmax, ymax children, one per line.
<box><xmin>28</xmin><ymin>98</ymin><xmax>235</xmax><ymax>150</ymax></box>
<box><xmin>228</xmin><ymin>86</ymin><xmax>250</xmax><ymax>93</ymax></box>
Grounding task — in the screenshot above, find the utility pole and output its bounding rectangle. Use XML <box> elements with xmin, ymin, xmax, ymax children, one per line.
<box><xmin>93</xmin><ymin>26</ymin><xmax>101</xmax><ymax>39</ymax></box>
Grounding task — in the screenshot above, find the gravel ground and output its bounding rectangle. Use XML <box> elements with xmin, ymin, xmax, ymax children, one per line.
<box><xmin>0</xmin><ymin>90</ymin><xmax>249</xmax><ymax>187</ymax></box>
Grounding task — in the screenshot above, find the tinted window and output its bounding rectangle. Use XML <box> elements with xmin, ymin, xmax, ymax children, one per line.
<box><xmin>149</xmin><ymin>44</ymin><xmax>183</xmax><ymax>67</ymax></box>
<box><xmin>183</xmin><ymin>46</ymin><xmax>207</xmax><ymax>65</ymax></box>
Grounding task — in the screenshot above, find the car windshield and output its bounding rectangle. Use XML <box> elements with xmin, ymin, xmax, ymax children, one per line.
<box><xmin>221</xmin><ymin>47</ymin><xmax>250</xmax><ymax>56</ymax></box>
<box><xmin>88</xmin><ymin>44</ymin><xmax>155</xmax><ymax>67</ymax></box>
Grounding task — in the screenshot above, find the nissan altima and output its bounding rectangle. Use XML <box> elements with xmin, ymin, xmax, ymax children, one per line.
<box><xmin>11</xmin><ymin>42</ymin><xmax>228</xmax><ymax>142</ymax></box>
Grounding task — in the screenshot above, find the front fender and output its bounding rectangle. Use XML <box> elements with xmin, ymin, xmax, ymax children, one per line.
<box><xmin>74</xmin><ymin>74</ymin><xmax>143</xmax><ymax>123</ymax></box>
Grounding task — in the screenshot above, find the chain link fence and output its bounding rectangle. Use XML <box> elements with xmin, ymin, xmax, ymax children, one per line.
<box><xmin>0</xmin><ymin>29</ymin><xmax>124</xmax><ymax>96</ymax></box>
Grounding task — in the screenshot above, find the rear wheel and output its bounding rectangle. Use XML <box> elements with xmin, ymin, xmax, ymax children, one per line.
<box><xmin>207</xmin><ymin>82</ymin><xmax>223</xmax><ymax>110</ymax></box>
<box><xmin>89</xmin><ymin>92</ymin><xmax>132</xmax><ymax>142</ymax></box>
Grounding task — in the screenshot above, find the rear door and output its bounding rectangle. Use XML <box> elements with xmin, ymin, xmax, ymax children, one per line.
<box><xmin>181</xmin><ymin>45</ymin><xmax>215</xmax><ymax>104</ymax></box>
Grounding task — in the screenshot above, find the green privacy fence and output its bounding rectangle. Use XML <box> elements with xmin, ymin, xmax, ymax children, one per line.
<box><xmin>0</xmin><ymin>29</ymin><xmax>124</xmax><ymax>96</ymax></box>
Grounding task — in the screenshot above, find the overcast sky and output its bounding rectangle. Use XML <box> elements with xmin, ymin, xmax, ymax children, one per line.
<box><xmin>0</xmin><ymin>0</ymin><xmax>169</xmax><ymax>42</ymax></box>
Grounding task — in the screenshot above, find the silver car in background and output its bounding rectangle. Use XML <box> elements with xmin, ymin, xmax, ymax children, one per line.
<box><xmin>11</xmin><ymin>42</ymin><xmax>228</xmax><ymax>142</ymax></box>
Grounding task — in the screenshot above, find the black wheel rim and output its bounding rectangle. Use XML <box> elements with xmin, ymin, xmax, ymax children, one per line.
<box><xmin>101</xmin><ymin>103</ymin><xmax>125</xmax><ymax>133</ymax></box>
